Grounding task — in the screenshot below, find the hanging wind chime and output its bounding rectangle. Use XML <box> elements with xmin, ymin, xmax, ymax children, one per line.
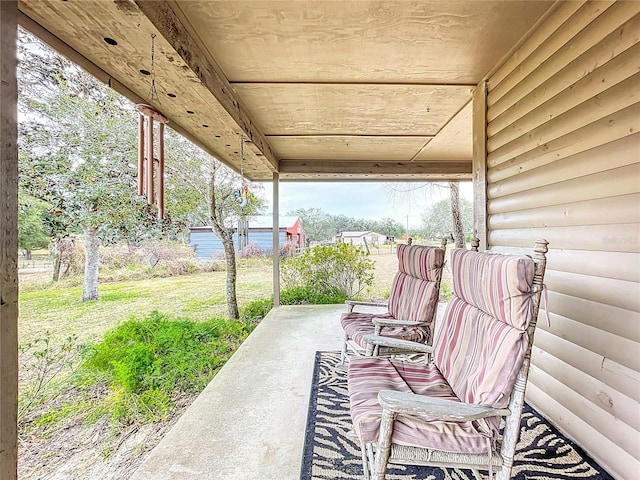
<box><xmin>136</xmin><ymin>33</ymin><xmax>169</xmax><ymax>220</ymax></box>
<box><xmin>233</xmin><ymin>136</ymin><xmax>249</xmax><ymax>209</ymax></box>
<box><xmin>235</xmin><ymin>136</ymin><xmax>250</xmax><ymax>250</ymax></box>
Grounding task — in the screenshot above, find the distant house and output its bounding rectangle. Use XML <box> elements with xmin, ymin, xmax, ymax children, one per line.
<box><xmin>190</xmin><ymin>216</ymin><xmax>305</xmax><ymax>259</ymax></box>
<box><xmin>337</xmin><ymin>231</ymin><xmax>386</xmax><ymax>247</ymax></box>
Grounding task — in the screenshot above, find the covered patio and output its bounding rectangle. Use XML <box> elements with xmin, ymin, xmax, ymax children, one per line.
<box><xmin>1</xmin><ymin>1</ymin><xmax>638</xmax><ymax>479</ymax></box>
<box><xmin>129</xmin><ymin>302</ymin><xmax>610</xmax><ymax>479</ymax></box>
<box><xmin>130</xmin><ymin>304</ymin><xmax>348</xmax><ymax>479</ymax></box>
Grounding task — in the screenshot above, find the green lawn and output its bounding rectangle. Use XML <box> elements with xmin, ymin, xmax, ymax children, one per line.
<box><xmin>18</xmin><ymin>251</ymin><xmax>407</xmax><ymax>349</ymax></box>
<box><xmin>15</xmin><ymin>249</ymin><xmax>413</xmax><ymax>478</ymax></box>
<box><xmin>19</xmin><ymin>258</ymin><xmax>274</xmax><ymax>345</ymax></box>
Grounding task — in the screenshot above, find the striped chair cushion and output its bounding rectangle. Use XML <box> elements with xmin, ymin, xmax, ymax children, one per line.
<box><xmin>388</xmin><ymin>245</ymin><xmax>444</xmax><ymax>322</ymax></box>
<box><xmin>434</xmin><ymin>249</ymin><xmax>535</xmax><ymax>407</ymax></box>
<box><xmin>434</xmin><ymin>297</ymin><xmax>528</xmax><ymax>408</ymax></box>
<box><xmin>348</xmin><ymin>357</ymin><xmax>495</xmax><ymax>453</ymax></box>
<box><xmin>396</xmin><ymin>244</ymin><xmax>445</xmax><ymax>281</ymax></box>
<box><xmin>449</xmin><ymin>248</ymin><xmax>535</xmax><ymax>329</ymax></box>
<box><xmin>340</xmin><ymin>312</ymin><xmax>429</xmax><ymax>348</ymax></box>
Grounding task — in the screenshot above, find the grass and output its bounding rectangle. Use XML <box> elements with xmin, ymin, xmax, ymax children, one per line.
<box><xmin>17</xmin><ymin>247</ymin><xmax>451</xmax><ymax>477</ymax></box>
<box><xmin>19</xmin><ymin>258</ymin><xmax>274</xmax><ymax>345</ymax></box>
<box><xmin>18</xmin><ymin>253</ymin><xmax>402</xmax><ymax>346</ymax></box>
<box><xmin>78</xmin><ymin>311</ymin><xmax>248</xmax><ymax>426</ymax></box>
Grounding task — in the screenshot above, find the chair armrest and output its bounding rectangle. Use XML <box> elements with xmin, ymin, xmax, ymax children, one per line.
<box><xmin>346</xmin><ymin>300</ymin><xmax>388</xmax><ymax>308</ymax></box>
<box><xmin>362</xmin><ymin>335</ymin><xmax>433</xmax><ymax>354</ymax></box>
<box><xmin>378</xmin><ymin>390</ymin><xmax>511</xmax><ymax>422</ymax></box>
<box><xmin>372</xmin><ymin>318</ymin><xmax>429</xmax><ymax>328</ymax></box>
<box><xmin>345</xmin><ymin>299</ymin><xmax>388</xmax><ymax>313</ymax></box>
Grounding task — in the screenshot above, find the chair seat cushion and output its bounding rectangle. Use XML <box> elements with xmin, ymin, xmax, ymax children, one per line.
<box><xmin>341</xmin><ymin>312</ymin><xmax>429</xmax><ymax>348</ymax></box>
<box><xmin>348</xmin><ymin>357</ymin><xmax>496</xmax><ymax>454</ymax></box>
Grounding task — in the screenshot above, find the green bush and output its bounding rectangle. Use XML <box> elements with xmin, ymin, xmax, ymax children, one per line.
<box><xmin>240</xmin><ymin>286</ymin><xmax>347</xmax><ymax>327</ymax></box>
<box><xmin>81</xmin><ymin>311</ymin><xmax>248</xmax><ymax>424</ymax></box>
<box><xmin>439</xmin><ymin>279</ymin><xmax>453</xmax><ymax>302</ymax></box>
<box><xmin>280</xmin><ymin>286</ymin><xmax>346</xmax><ymax>305</ymax></box>
<box><xmin>281</xmin><ymin>243</ymin><xmax>374</xmax><ymax>299</ymax></box>
<box><xmin>240</xmin><ymin>298</ymin><xmax>273</xmax><ymax>327</ymax></box>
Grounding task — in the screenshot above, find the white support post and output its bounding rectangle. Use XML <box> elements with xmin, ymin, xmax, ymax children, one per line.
<box><xmin>272</xmin><ymin>172</ymin><xmax>280</xmax><ymax>307</ymax></box>
<box><xmin>472</xmin><ymin>80</ymin><xmax>488</xmax><ymax>251</ymax></box>
<box><xmin>0</xmin><ymin>2</ymin><xmax>19</xmax><ymax>479</ymax></box>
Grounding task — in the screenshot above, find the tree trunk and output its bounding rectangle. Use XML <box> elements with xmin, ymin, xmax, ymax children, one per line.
<box><xmin>51</xmin><ymin>237</ymin><xmax>63</xmax><ymax>281</ymax></box>
<box><xmin>220</xmin><ymin>229</ymin><xmax>239</xmax><ymax>319</ymax></box>
<box><xmin>82</xmin><ymin>225</ymin><xmax>100</xmax><ymax>301</ymax></box>
<box><xmin>449</xmin><ymin>181</ymin><xmax>465</xmax><ymax>248</ymax></box>
<box><xmin>24</xmin><ymin>249</ymin><xmax>32</xmax><ymax>261</ymax></box>
<box><xmin>52</xmin><ymin>251</ymin><xmax>61</xmax><ymax>281</ymax></box>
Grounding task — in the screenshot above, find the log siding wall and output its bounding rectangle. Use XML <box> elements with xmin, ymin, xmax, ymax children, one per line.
<box><xmin>482</xmin><ymin>2</ymin><xmax>640</xmax><ymax>478</ymax></box>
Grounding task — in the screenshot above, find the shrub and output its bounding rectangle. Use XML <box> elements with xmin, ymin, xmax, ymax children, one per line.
<box><xmin>279</xmin><ymin>241</ymin><xmax>298</xmax><ymax>258</ymax></box>
<box><xmin>238</xmin><ymin>243</ymin><xmax>266</xmax><ymax>259</ymax></box>
<box><xmin>239</xmin><ymin>286</ymin><xmax>347</xmax><ymax>327</ymax></box>
<box><xmin>99</xmin><ymin>240</ymin><xmax>198</xmax><ymax>269</ymax></box>
<box><xmin>280</xmin><ymin>286</ymin><xmax>346</xmax><ymax>305</ymax></box>
<box><xmin>18</xmin><ymin>332</ymin><xmax>83</xmax><ymax>428</ymax></box>
<box><xmin>81</xmin><ymin>311</ymin><xmax>248</xmax><ymax>424</ymax></box>
<box><xmin>240</xmin><ymin>298</ymin><xmax>273</xmax><ymax>328</ymax></box>
<box><xmin>281</xmin><ymin>243</ymin><xmax>374</xmax><ymax>299</ymax></box>
<box><xmin>439</xmin><ymin>279</ymin><xmax>453</xmax><ymax>302</ymax></box>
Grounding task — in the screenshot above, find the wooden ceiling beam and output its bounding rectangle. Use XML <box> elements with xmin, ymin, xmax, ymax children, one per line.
<box><xmin>279</xmin><ymin>160</ymin><xmax>472</xmax><ymax>176</ymax></box>
<box><xmin>134</xmin><ymin>1</ymin><xmax>278</xmax><ymax>172</ymax></box>
<box><xmin>267</xmin><ymin>134</ymin><xmax>435</xmax><ymax>138</ymax></box>
<box><xmin>17</xmin><ymin>11</ymin><xmax>242</xmax><ymax>177</ymax></box>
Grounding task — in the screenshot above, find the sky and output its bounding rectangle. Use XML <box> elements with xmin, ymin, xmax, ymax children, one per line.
<box><xmin>258</xmin><ymin>181</ymin><xmax>473</xmax><ymax>229</ymax></box>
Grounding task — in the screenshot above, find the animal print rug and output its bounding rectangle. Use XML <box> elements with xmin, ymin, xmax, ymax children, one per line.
<box><xmin>300</xmin><ymin>351</ymin><xmax>613</xmax><ymax>480</ymax></box>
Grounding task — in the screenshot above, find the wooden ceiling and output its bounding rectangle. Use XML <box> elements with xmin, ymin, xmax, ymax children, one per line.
<box><xmin>18</xmin><ymin>0</ymin><xmax>555</xmax><ymax>181</ymax></box>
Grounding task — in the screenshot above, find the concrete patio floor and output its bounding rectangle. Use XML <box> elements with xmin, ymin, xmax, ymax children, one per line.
<box><xmin>131</xmin><ymin>303</ymin><xmax>356</xmax><ymax>480</ymax></box>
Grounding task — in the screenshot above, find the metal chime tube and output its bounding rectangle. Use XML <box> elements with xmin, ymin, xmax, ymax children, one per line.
<box><xmin>137</xmin><ymin>113</ymin><xmax>145</xmax><ymax>196</ymax></box>
<box><xmin>145</xmin><ymin>115</ymin><xmax>154</xmax><ymax>205</ymax></box>
<box><xmin>157</xmin><ymin>122</ymin><xmax>165</xmax><ymax>219</ymax></box>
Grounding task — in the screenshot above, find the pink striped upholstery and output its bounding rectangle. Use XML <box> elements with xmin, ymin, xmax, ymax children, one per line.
<box><xmin>436</xmin><ymin>249</ymin><xmax>535</xmax><ymax>407</ymax></box>
<box><xmin>348</xmin><ymin>357</ymin><xmax>495</xmax><ymax>453</ymax></box>
<box><xmin>341</xmin><ymin>244</ymin><xmax>444</xmax><ymax>349</ymax></box>
<box><xmin>388</xmin><ymin>244</ymin><xmax>444</xmax><ymax>322</ymax></box>
<box><xmin>449</xmin><ymin>248</ymin><xmax>535</xmax><ymax>329</ymax></box>
<box><xmin>347</xmin><ymin>248</ymin><xmax>537</xmax><ymax>454</ymax></box>
<box><xmin>341</xmin><ymin>313</ymin><xmax>428</xmax><ymax>347</ymax></box>
<box><xmin>434</xmin><ymin>297</ymin><xmax>528</xmax><ymax>409</ymax></box>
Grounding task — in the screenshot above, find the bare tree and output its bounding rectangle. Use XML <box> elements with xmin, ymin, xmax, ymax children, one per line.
<box><xmin>449</xmin><ymin>182</ymin><xmax>465</xmax><ymax>248</ymax></box>
<box><xmin>385</xmin><ymin>182</ymin><xmax>467</xmax><ymax>244</ymax></box>
<box><xmin>208</xmin><ymin>161</ymin><xmax>241</xmax><ymax>319</ymax></box>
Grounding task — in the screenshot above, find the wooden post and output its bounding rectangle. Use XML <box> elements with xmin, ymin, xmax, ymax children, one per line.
<box><xmin>145</xmin><ymin>115</ymin><xmax>154</xmax><ymax>205</ymax></box>
<box><xmin>0</xmin><ymin>2</ymin><xmax>19</xmax><ymax>479</ymax></box>
<box><xmin>473</xmin><ymin>80</ymin><xmax>488</xmax><ymax>251</ymax></box>
<box><xmin>137</xmin><ymin>113</ymin><xmax>145</xmax><ymax>196</ymax></box>
<box><xmin>157</xmin><ymin>122</ymin><xmax>165</xmax><ymax>219</ymax></box>
<box><xmin>272</xmin><ymin>172</ymin><xmax>280</xmax><ymax>308</ymax></box>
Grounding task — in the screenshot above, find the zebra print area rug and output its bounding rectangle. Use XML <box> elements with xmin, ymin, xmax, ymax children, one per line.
<box><xmin>300</xmin><ymin>351</ymin><xmax>613</xmax><ymax>480</ymax></box>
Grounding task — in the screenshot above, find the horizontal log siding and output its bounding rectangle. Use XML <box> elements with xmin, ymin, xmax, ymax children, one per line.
<box><xmin>484</xmin><ymin>2</ymin><xmax>640</xmax><ymax>478</ymax></box>
<box><xmin>527</xmin><ymin>376</ymin><xmax>639</xmax><ymax>473</ymax></box>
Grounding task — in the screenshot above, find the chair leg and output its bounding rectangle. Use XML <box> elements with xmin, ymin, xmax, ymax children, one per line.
<box><xmin>372</xmin><ymin>409</ymin><xmax>395</xmax><ymax>480</ymax></box>
<box><xmin>340</xmin><ymin>333</ymin><xmax>349</xmax><ymax>366</ymax></box>
<box><xmin>495</xmin><ymin>460</ymin><xmax>512</xmax><ymax>480</ymax></box>
<box><xmin>360</xmin><ymin>441</ymin><xmax>371</xmax><ymax>480</ymax></box>
<box><xmin>340</xmin><ymin>332</ymin><xmax>349</xmax><ymax>365</ymax></box>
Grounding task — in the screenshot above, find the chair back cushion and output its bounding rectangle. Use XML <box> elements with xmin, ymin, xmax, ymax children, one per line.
<box><xmin>388</xmin><ymin>244</ymin><xmax>445</xmax><ymax>322</ymax></box>
<box><xmin>434</xmin><ymin>248</ymin><xmax>535</xmax><ymax>407</ymax></box>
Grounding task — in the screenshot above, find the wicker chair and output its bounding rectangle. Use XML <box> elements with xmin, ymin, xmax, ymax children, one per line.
<box><xmin>340</xmin><ymin>240</ymin><xmax>447</xmax><ymax>365</ymax></box>
<box><xmin>347</xmin><ymin>240</ymin><xmax>549</xmax><ymax>480</ymax></box>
